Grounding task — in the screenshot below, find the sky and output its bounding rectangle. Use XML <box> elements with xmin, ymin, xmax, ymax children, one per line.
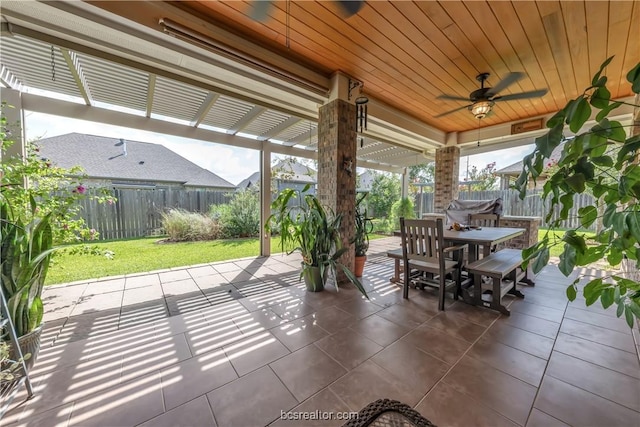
<box><xmin>23</xmin><ymin>111</ymin><xmax>535</xmax><ymax>185</ymax></box>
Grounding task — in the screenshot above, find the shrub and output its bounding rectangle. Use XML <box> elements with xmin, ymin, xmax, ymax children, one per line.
<box><xmin>161</xmin><ymin>209</ymin><xmax>222</xmax><ymax>241</ymax></box>
<box><xmin>391</xmin><ymin>197</ymin><xmax>415</xmax><ymax>230</ymax></box>
<box><xmin>210</xmin><ymin>189</ymin><xmax>260</xmax><ymax>238</ymax></box>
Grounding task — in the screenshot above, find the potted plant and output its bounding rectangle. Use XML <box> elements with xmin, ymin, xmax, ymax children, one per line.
<box><xmin>353</xmin><ymin>192</ymin><xmax>373</xmax><ymax>277</ymax></box>
<box><xmin>0</xmin><ymin>107</ymin><xmax>115</xmax><ymax>368</ymax></box>
<box><xmin>266</xmin><ymin>185</ymin><xmax>368</xmax><ymax>296</ymax></box>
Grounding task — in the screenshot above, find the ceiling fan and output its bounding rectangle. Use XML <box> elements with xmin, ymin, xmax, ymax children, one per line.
<box><xmin>435</xmin><ymin>72</ymin><xmax>548</xmax><ymax>119</ymax></box>
<box><xmin>251</xmin><ymin>0</ymin><xmax>365</xmax><ymax>21</ymax></box>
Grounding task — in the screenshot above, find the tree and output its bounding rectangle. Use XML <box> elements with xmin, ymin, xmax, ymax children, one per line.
<box><xmin>515</xmin><ymin>57</ymin><xmax>640</xmax><ymax>326</ymax></box>
<box><xmin>462</xmin><ymin>162</ymin><xmax>498</xmax><ymax>191</ymax></box>
<box><xmin>408</xmin><ymin>162</ymin><xmax>435</xmax><ymax>183</ymax></box>
<box><xmin>368</xmin><ymin>172</ymin><xmax>400</xmax><ymax>218</ymax></box>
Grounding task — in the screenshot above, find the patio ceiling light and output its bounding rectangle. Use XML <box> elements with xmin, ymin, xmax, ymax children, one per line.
<box><xmin>470</xmin><ymin>100</ymin><xmax>494</xmax><ymax>119</ymax></box>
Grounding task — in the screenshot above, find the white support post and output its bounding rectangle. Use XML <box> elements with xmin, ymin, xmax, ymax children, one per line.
<box><xmin>260</xmin><ymin>146</ymin><xmax>271</xmax><ymax>257</ymax></box>
<box><xmin>0</xmin><ymin>88</ymin><xmax>26</xmax><ymax>162</ymax></box>
<box><xmin>401</xmin><ymin>168</ymin><xmax>409</xmax><ymax>200</ymax></box>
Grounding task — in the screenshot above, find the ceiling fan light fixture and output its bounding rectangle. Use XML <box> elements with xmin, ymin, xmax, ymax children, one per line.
<box><xmin>470</xmin><ymin>101</ymin><xmax>494</xmax><ymax>119</ymax></box>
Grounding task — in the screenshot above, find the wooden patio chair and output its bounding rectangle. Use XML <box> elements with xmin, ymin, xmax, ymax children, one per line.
<box><xmin>468</xmin><ymin>213</ymin><xmax>500</xmax><ymax>228</ymax></box>
<box><xmin>400</xmin><ymin>217</ymin><xmax>466</xmax><ymax>311</ymax></box>
<box><xmin>469</xmin><ymin>213</ymin><xmax>501</xmax><ymax>255</ymax></box>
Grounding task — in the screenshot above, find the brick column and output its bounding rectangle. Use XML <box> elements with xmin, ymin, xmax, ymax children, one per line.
<box><xmin>318</xmin><ymin>98</ymin><xmax>357</xmax><ymax>282</ymax></box>
<box><xmin>434</xmin><ymin>146</ymin><xmax>460</xmax><ymax>212</ymax></box>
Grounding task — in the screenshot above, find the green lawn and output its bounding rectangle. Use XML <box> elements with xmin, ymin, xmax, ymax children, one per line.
<box><xmin>539</xmin><ymin>228</ymin><xmax>595</xmax><ymax>258</ymax></box>
<box><xmin>46</xmin><ymin>230</ymin><xmax>580</xmax><ymax>285</ymax></box>
<box><xmin>46</xmin><ymin>233</ymin><xmax>388</xmax><ymax>285</ymax></box>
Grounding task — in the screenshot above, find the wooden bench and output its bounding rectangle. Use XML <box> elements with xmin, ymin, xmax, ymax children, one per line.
<box><xmin>386</xmin><ymin>248</ymin><xmax>404</xmax><ymax>284</ymax></box>
<box><xmin>465</xmin><ymin>248</ymin><xmax>527</xmax><ymax>315</ymax></box>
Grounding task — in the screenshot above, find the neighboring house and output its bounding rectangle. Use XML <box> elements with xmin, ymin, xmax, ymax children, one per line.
<box><xmin>237</xmin><ymin>159</ymin><xmax>317</xmax><ymax>195</ymax></box>
<box><xmin>357</xmin><ymin>170</ymin><xmax>374</xmax><ymax>192</ymax></box>
<box><xmin>495</xmin><ymin>142</ymin><xmax>565</xmax><ymax>190</ymax></box>
<box><xmin>36</xmin><ymin>133</ymin><xmax>236</xmax><ymax>191</ymax></box>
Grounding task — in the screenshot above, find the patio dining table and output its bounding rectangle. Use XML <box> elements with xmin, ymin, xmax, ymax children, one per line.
<box><xmin>389</xmin><ymin>226</ymin><xmax>527</xmax><ymax>305</ymax></box>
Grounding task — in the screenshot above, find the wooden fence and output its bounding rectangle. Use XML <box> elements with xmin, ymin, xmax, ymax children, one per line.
<box><xmin>78</xmin><ymin>188</ymin><xmax>231</xmax><ymax>240</ymax></box>
<box><xmin>415</xmin><ymin>189</ymin><xmax>596</xmax><ymax>231</ymax></box>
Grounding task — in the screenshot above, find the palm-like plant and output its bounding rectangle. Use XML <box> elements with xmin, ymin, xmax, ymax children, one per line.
<box><xmin>1</xmin><ymin>200</ymin><xmax>55</xmax><ymax>337</ymax></box>
<box><xmin>354</xmin><ymin>193</ymin><xmax>373</xmax><ymax>257</ymax></box>
<box><xmin>267</xmin><ymin>185</ymin><xmax>367</xmax><ymax>296</ymax></box>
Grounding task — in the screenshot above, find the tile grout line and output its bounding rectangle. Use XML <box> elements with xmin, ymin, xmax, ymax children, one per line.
<box><xmin>413</xmin><ymin>308</ymin><xmax>516</xmax><ymax>414</ymax></box>
<box><xmin>522</xmin><ymin>294</ymin><xmax>570</xmax><ymax>426</ymax></box>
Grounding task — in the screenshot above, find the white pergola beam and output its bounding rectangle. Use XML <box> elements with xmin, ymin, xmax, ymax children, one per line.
<box><xmin>228</xmin><ymin>106</ymin><xmax>266</xmax><ymax>134</ymax></box>
<box><xmin>21</xmin><ymin>92</ymin><xmax>315</xmax><ymax>160</ymax></box>
<box><xmin>0</xmin><ymin>65</ymin><xmax>23</xmax><ymax>90</ymax></box>
<box><xmin>259</xmin><ymin>116</ymin><xmax>301</xmax><ymax>141</ymax></box>
<box><xmin>60</xmin><ymin>48</ymin><xmax>92</xmax><ymax>106</ymax></box>
<box><xmin>191</xmin><ymin>92</ymin><xmax>219</xmax><ymax>127</ymax></box>
<box><xmin>146</xmin><ymin>74</ymin><xmax>156</xmax><ymax>118</ymax></box>
<box><xmin>284</xmin><ymin>124</ymin><xmax>317</xmax><ymax>146</ymax></box>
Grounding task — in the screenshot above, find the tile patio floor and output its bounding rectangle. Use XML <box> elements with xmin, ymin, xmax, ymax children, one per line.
<box><xmin>2</xmin><ymin>237</ymin><xmax>639</xmax><ymax>427</ymax></box>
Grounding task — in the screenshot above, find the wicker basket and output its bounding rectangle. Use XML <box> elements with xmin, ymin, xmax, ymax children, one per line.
<box><xmin>9</xmin><ymin>324</ymin><xmax>43</xmax><ymax>372</ymax></box>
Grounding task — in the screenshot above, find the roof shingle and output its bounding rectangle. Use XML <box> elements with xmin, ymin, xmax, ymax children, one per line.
<box><xmin>37</xmin><ymin>133</ymin><xmax>236</xmax><ymax>189</ymax></box>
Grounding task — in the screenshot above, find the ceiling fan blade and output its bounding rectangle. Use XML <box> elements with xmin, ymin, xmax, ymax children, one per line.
<box><xmin>495</xmin><ymin>89</ymin><xmax>548</xmax><ymax>101</ymax></box>
<box><xmin>436</xmin><ymin>94</ymin><xmax>471</xmax><ymax>102</ymax></box>
<box><xmin>434</xmin><ymin>104</ymin><xmax>471</xmax><ymax>118</ymax></box>
<box><xmin>336</xmin><ymin>0</ymin><xmax>365</xmax><ymax>17</ymax></box>
<box><xmin>486</xmin><ymin>71</ymin><xmax>525</xmax><ymax>97</ymax></box>
<box><xmin>249</xmin><ymin>0</ymin><xmax>272</xmax><ymax>21</ymax></box>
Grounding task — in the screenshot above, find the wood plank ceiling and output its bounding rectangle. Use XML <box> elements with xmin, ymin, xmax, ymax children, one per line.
<box><xmin>173</xmin><ymin>0</ymin><xmax>639</xmax><ymax>133</ymax></box>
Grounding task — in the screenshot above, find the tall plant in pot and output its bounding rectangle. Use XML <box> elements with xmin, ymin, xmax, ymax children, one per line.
<box><xmin>267</xmin><ymin>185</ymin><xmax>368</xmax><ymax>296</ymax></box>
<box><xmin>353</xmin><ymin>192</ymin><xmax>373</xmax><ymax>277</ymax></box>
<box><xmin>0</xmin><ymin>107</ymin><xmax>115</xmax><ymax>368</ymax></box>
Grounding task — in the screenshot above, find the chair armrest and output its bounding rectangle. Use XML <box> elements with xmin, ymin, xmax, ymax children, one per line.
<box><xmin>443</xmin><ymin>244</ymin><xmax>468</xmax><ymax>253</ymax></box>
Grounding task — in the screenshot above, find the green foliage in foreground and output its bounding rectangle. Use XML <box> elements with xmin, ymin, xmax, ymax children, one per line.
<box><xmin>517</xmin><ymin>57</ymin><xmax>640</xmax><ymax>327</ymax></box>
<box><xmin>45</xmin><ymin>234</ymin><xmax>387</xmax><ymax>285</ymax></box>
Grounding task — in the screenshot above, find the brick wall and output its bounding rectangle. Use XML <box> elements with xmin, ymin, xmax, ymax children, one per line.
<box><xmin>500</xmin><ymin>217</ymin><xmax>540</xmax><ymax>250</ymax></box>
<box><xmin>318</xmin><ymin>99</ymin><xmax>357</xmax><ymax>279</ymax></box>
<box><xmin>434</xmin><ymin>146</ymin><xmax>460</xmax><ymax>213</ymax></box>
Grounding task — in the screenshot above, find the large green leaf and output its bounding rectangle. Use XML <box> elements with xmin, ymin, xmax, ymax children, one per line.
<box><xmin>624</xmin><ymin>307</ymin><xmax>634</xmax><ymax>328</ymax></box>
<box><xmin>601</xmin><ymin>288</ymin><xmax>615</xmax><ymax>309</ymax></box>
<box><xmin>626</xmin><ymin>211</ymin><xmax>640</xmax><ymax>244</ymax></box>
<box><xmin>603</xmin><ymin>204</ymin><xmax>617</xmax><ymax>227</ymax></box>
<box><xmin>626</xmin><ymin>62</ymin><xmax>640</xmax><ymax>93</ymax></box>
<box><xmin>592</xmin><ymin>56</ymin><xmax>614</xmax><ymax>86</ymax></box>
<box><xmin>567</xmin><ymin>98</ymin><xmax>591</xmax><ymax>133</ymax></box>
<box><xmin>532</xmin><ymin>247</ymin><xmax>550</xmax><ymax>274</ymax></box>
<box><xmin>590</xmin><ymin>156</ymin><xmax>613</xmax><ymax>167</ymax></box>
<box><xmin>565</xmin><ymin>174</ymin><xmax>586</xmax><ymax>193</ymax></box>
<box><xmin>579</xmin><ymin>206</ymin><xmax>598</xmax><ymax>228</ymax></box>
<box><xmin>596</xmin><ymin>101</ymin><xmax>623</xmax><ymax>122</ymax></box>
<box><xmin>535</xmin><ymin>124</ymin><xmax>564</xmax><ymax>158</ymax></box>
<box><xmin>559</xmin><ymin>245</ymin><xmax>576</xmax><ymax>276</ymax></box>
<box><xmin>607</xmin><ymin>248</ymin><xmax>623</xmax><ymax>266</ymax></box>
<box><xmin>590</xmin><ymin>86</ymin><xmax>611</xmax><ymax>109</ymax></box>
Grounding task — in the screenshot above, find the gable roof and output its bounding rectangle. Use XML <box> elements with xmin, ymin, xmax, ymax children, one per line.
<box><xmin>236</xmin><ymin>159</ymin><xmax>317</xmax><ymax>188</ymax></box>
<box><xmin>36</xmin><ymin>133</ymin><xmax>236</xmax><ymax>189</ymax></box>
<box><xmin>272</xmin><ymin>159</ymin><xmax>316</xmax><ymax>183</ymax></box>
<box><xmin>236</xmin><ymin>171</ymin><xmax>260</xmax><ymax>189</ymax></box>
<box><xmin>495</xmin><ymin>142</ymin><xmax>566</xmax><ymax>176</ymax></box>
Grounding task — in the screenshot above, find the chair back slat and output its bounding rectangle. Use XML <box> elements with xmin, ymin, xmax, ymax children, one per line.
<box><xmin>468</xmin><ymin>213</ymin><xmax>500</xmax><ymax>227</ymax></box>
<box><xmin>400</xmin><ymin>217</ymin><xmax>445</xmax><ymax>268</ymax></box>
